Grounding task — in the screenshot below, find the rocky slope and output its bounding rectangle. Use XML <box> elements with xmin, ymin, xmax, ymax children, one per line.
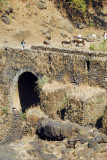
<box><xmin>0</xmin><ymin>0</ymin><xmax>106</xmax><ymax>49</ymax></box>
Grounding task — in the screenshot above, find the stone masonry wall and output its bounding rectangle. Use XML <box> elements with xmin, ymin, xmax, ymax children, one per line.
<box><xmin>0</xmin><ymin>45</ymin><xmax>106</xmax><ymax>110</ymax></box>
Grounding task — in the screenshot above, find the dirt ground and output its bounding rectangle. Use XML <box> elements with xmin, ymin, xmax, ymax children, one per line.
<box><xmin>0</xmin><ymin>0</ymin><xmax>106</xmax><ymax>50</ymax></box>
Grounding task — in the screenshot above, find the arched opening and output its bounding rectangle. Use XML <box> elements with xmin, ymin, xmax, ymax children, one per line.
<box><xmin>18</xmin><ymin>72</ymin><xmax>40</xmax><ymax>112</ymax></box>
<box><xmin>86</xmin><ymin>61</ymin><xmax>90</xmax><ymax>72</ymax></box>
<box><xmin>95</xmin><ymin>116</ymin><xmax>103</xmax><ymax>129</ymax></box>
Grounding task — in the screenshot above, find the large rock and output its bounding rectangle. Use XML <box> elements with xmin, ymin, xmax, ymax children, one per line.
<box><xmin>43</xmin><ymin>39</ymin><xmax>50</xmax><ymax>45</ymax></box>
<box><xmin>5</xmin><ymin>7</ymin><xmax>13</xmax><ymax>15</ymax></box>
<box><xmin>36</xmin><ymin>0</ymin><xmax>47</xmax><ymax>9</ymax></box>
<box><xmin>57</xmin><ymin>19</ymin><xmax>73</xmax><ymax>33</ymax></box>
<box><xmin>45</xmin><ymin>33</ymin><xmax>51</xmax><ymax>40</ymax></box>
<box><xmin>1</xmin><ymin>14</ymin><xmax>10</xmax><ymax>24</ymax></box>
<box><xmin>37</xmin><ymin>118</ymin><xmax>72</xmax><ymax>140</ymax></box>
<box><xmin>95</xmin><ymin>134</ymin><xmax>107</xmax><ymax>143</ymax></box>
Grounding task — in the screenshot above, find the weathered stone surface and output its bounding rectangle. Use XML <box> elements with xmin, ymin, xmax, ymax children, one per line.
<box><xmin>43</xmin><ymin>39</ymin><xmax>50</xmax><ymax>45</ymax></box>
<box><xmin>45</xmin><ymin>33</ymin><xmax>51</xmax><ymax>40</ymax></box>
<box><xmin>88</xmin><ymin>138</ymin><xmax>97</xmax><ymax>148</ymax></box>
<box><xmin>76</xmin><ymin>134</ymin><xmax>89</xmax><ymax>144</ymax></box>
<box><xmin>40</xmin><ymin>82</ymin><xmax>107</xmax><ymax>126</ymax></box>
<box><xmin>36</xmin><ymin>2</ymin><xmax>47</xmax><ymax>9</ymax></box>
<box><xmin>0</xmin><ymin>46</ymin><xmax>106</xmax><ymax>115</ymax></box>
<box><xmin>37</xmin><ymin>118</ymin><xmax>72</xmax><ymax>140</ymax></box>
<box><xmin>57</xmin><ymin>20</ymin><xmax>73</xmax><ymax>33</ymax></box>
<box><xmin>1</xmin><ymin>14</ymin><xmax>10</xmax><ymax>24</ymax></box>
<box><xmin>95</xmin><ymin>134</ymin><xmax>107</xmax><ymax>143</ymax></box>
<box><xmin>66</xmin><ymin>139</ymin><xmax>76</xmax><ymax>148</ymax></box>
<box><xmin>5</xmin><ymin>7</ymin><xmax>13</xmax><ymax>15</ymax></box>
<box><xmin>93</xmin><ymin>143</ymin><xmax>107</xmax><ymax>153</ymax></box>
<box><xmin>60</xmin><ymin>31</ymin><xmax>67</xmax><ymax>38</ymax></box>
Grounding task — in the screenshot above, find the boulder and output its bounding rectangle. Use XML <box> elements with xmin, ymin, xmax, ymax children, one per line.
<box><xmin>1</xmin><ymin>14</ymin><xmax>10</xmax><ymax>24</ymax></box>
<box><xmin>76</xmin><ymin>134</ymin><xmax>89</xmax><ymax>144</ymax></box>
<box><xmin>60</xmin><ymin>31</ymin><xmax>67</xmax><ymax>38</ymax></box>
<box><xmin>88</xmin><ymin>138</ymin><xmax>97</xmax><ymax>148</ymax></box>
<box><xmin>5</xmin><ymin>7</ymin><xmax>13</xmax><ymax>15</ymax></box>
<box><xmin>45</xmin><ymin>33</ymin><xmax>51</xmax><ymax>40</ymax></box>
<box><xmin>36</xmin><ymin>2</ymin><xmax>47</xmax><ymax>9</ymax></box>
<box><xmin>37</xmin><ymin>118</ymin><xmax>72</xmax><ymax>140</ymax></box>
<box><xmin>43</xmin><ymin>40</ymin><xmax>50</xmax><ymax>45</ymax></box>
<box><xmin>95</xmin><ymin>134</ymin><xmax>107</xmax><ymax>143</ymax></box>
<box><xmin>57</xmin><ymin>20</ymin><xmax>73</xmax><ymax>33</ymax></box>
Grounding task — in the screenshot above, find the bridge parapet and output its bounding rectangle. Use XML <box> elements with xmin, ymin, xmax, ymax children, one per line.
<box><xmin>0</xmin><ymin>45</ymin><xmax>106</xmax><ymax>109</ymax></box>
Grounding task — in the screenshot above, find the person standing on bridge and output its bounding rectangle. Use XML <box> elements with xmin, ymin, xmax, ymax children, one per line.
<box><xmin>21</xmin><ymin>39</ymin><xmax>25</xmax><ymax>49</ymax></box>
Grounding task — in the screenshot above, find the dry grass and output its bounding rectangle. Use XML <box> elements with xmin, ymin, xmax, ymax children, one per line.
<box><xmin>26</xmin><ymin>105</ymin><xmax>48</xmax><ymax>127</ymax></box>
<box><xmin>90</xmin><ymin>40</ymin><xmax>107</xmax><ymax>52</ymax></box>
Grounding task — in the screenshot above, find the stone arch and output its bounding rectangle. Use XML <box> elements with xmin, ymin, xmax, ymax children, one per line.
<box><xmin>11</xmin><ymin>66</ymin><xmax>41</xmax><ymax>111</ymax></box>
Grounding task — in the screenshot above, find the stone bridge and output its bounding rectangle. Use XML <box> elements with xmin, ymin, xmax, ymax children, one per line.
<box><xmin>0</xmin><ymin>45</ymin><xmax>107</xmax><ymax>112</ymax></box>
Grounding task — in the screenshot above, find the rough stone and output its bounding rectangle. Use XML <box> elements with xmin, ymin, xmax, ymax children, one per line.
<box><xmin>60</xmin><ymin>31</ymin><xmax>67</xmax><ymax>38</ymax></box>
<box><xmin>43</xmin><ymin>39</ymin><xmax>50</xmax><ymax>45</ymax></box>
<box><xmin>5</xmin><ymin>7</ymin><xmax>13</xmax><ymax>15</ymax></box>
<box><xmin>37</xmin><ymin>118</ymin><xmax>72</xmax><ymax>140</ymax></box>
<box><xmin>45</xmin><ymin>33</ymin><xmax>51</xmax><ymax>40</ymax></box>
<box><xmin>1</xmin><ymin>14</ymin><xmax>10</xmax><ymax>24</ymax></box>
<box><xmin>95</xmin><ymin>134</ymin><xmax>107</xmax><ymax>143</ymax></box>
<box><xmin>88</xmin><ymin>138</ymin><xmax>97</xmax><ymax>148</ymax></box>
<box><xmin>57</xmin><ymin>20</ymin><xmax>72</xmax><ymax>33</ymax></box>
<box><xmin>76</xmin><ymin>134</ymin><xmax>89</xmax><ymax>144</ymax></box>
<box><xmin>0</xmin><ymin>46</ymin><xmax>107</xmax><ymax>118</ymax></box>
<box><xmin>36</xmin><ymin>2</ymin><xmax>47</xmax><ymax>9</ymax></box>
<box><xmin>66</xmin><ymin>139</ymin><xmax>76</xmax><ymax>148</ymax></box>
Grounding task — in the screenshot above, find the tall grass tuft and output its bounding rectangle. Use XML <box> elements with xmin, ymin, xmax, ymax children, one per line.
<box><xmin>90</xmin><ymin>40</ymin><xmax>107</xmax><ymax>52</ymax></box>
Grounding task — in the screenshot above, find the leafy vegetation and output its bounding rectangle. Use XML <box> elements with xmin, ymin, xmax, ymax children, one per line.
<box><xmin>2</xmin><ymin>107</ymin><xmax>8</xmax><ymax>115</ymax></box>
<box><xmin>88</xmin><ymin>20</ymin><xmax>94</xmax><ymax>27</ymax></box>
<box><xmin>70</xmin><ymin>0</ymin><xmax>87</xmax><ymax>15</ymax></box>
<box><xmin>90</xmin><ymin>40</ymin><xmax>107</xmax><ymax>52</ymax></box>
<box><xmin>20</xmin><ymin>112</ymin><xmax>26</xmax><ymax>120</ymax></box>
<box><xmin>37</xmin><ymin>75</ymin><xmax>50</xmax><ymax>89</ymax></box>
<box><xmin>0</xmin><ymin>0</ymin><xmax>7</xmax><ymax>10</ymax></box>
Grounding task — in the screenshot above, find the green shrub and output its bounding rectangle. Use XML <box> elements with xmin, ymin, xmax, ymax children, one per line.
<box><xmin>88</xmin><ymin>20</ymin><xmax>94</xmax><ymax>27</ymax></box>
<box><xmin>37</xmin><ymin>75</ymin><xmax>50</xmax><ymax>88</ymax></box>
<box><xmin>20</xmin><ymin>112</ymin><xmax>26</xmax><ymax>120</ymax></box>
<box><xmin>90</xmin><ymin>44</ymin><xmax>94</xmax><ymax>50</ymax></box>
<box><xmin>2</xmin><ymin>107</ymin><xmax>8</xmax><ymax>115</ymax></box>
<box><xmin>70</xmin><ymin>0</ymin><xmax>87</xmax><ymax>15</ymax></box>
<box><xmin>90</xmin><ymin>40</ymin><xmax>107</xmax><ymax>52</ymax></box>
<box><xmin>0</xmin><ymin>0</ymin><xmax>7</xmax><ymax>10</ymax></box>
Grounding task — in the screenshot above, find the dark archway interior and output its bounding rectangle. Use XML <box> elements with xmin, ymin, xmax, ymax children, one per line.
<box><xmin>95</xmin><ymin>116</ymin><xmax>103</xmax><ymax>129</ymax></box>
<box><xmin>18</xmin><ymin>72</ymin><xmax>40</xmax><ymax>112</ymax></box>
